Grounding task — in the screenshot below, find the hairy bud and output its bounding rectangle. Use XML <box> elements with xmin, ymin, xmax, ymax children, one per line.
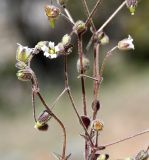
<box><xmin>77</xmin><ymin>55</ymin><xmax>90</xmax><ymax>73</ymax></box>
<box><xmin>73</xmin><ymin>20</ymin><xmax>87</xmax><ymax>34</ymax></box>
<box><xmin>81</xmin><ymin>116</ymin><xmax>91</xmax><ymax>129</ymax></box>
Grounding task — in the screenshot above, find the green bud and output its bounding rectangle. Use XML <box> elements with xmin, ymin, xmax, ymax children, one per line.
<box><xmin>16</xmin><ymin>44</ymin><xmax>32</xmax><ymax>63</ymax></box>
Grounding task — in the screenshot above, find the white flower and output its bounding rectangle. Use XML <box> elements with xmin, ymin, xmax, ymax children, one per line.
<box><xmin>118</xmin><ymin>35</ymin><xmax>134</xmax><ymax>50</ymax></box>
<box><xmin>48</xmin><ymin>42</ymin><xmax>55</xmax><ymax>50</ymax></box>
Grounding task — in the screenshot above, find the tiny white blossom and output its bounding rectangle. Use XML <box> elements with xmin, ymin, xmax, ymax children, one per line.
<box><xmin>118</xmin><ymin>35</ymin><xmax>134</xmax><ymax>51</ymax></box>
<box><xmin>49</xmin><ymin>54</ymin><xmax>58</xmax><ymax>59</ymax></box>
<box><xmin>49</xmin><ymin>42</ymin><xmax>55</xmax><ymax>49</ymax></box>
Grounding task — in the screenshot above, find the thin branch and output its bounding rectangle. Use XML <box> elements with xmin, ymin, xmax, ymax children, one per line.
<box><xmin>85</xmin><ymin>0</ymin><xmax>102</xmax><ymax>27</ymax></box>
<box><xmin>100</xmin><ymin>46</ymin><xmax>118</xmax><ymax>77</ymax></box>
<box><xmin>63</xmin><ymin>7</ymin><xmax>75</xmax><ymax>24</ymax></box>
<box><xmin>81</xmin><ymin>0</ymin><xmax>96</xmax><ymax>32</ymax></box>
<box><xmin>97</xmin><ymin>0</ymin><xmax>126</xmax><ymax>33</ymax></box>
<box><xmin>51</xmin><ymin>88</ymin><xmax>68</xmax><ymax>110</ymax></box>
<box><xmin>103</xmin><ymin>129</ymin><xmax>149</xmax><ymax>148</ymax></box>
<box><xmin>64</xmin><ymin>54</ymin><xmax>94</xmax><ymax>147</ymax></box>
<box><xmin>60</xmin><ymin>13</ymin><xmax>75</xmax><ymax>25</ymax></box>
<box><xmin>32</xmin><ymin>90</ymin><xmax>37</xmax><ymax>122</ymax></box>
<box><xmin>78</xmin><ymin>74</ymin><xmax>99</xmax><ymax>81</ymax></box>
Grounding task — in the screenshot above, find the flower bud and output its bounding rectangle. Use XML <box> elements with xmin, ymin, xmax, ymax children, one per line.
<box><xmin>126</xmin><ymin>0</ymin><xmax>138</xmax><ymax>15</ymax></box>
<box><xmin>45</xmin><ymin>5</ymin><xmax>60</xmax><ymax>28</ymax></box>
<box><xmin>73</xmin><ymin>20</ymin><xmax>87</xmax><ymax>34</ymax></box>
<box><xmin>16</xmin><ymin>69</ymin><xmax>32</xmax><ymax>81</ymax></box>
<box><xmin>62</xmin><ymin>34</ymin><xmax>71</xmax><ymax>47</ymax></box>
<box><xmin>16</xmin><ymin>44</ymin><xmax>32</xmax><ymax>63</ymax></box>
<box><xmin>97</xmin><ymin>154</ymin><xmax>109</xmax><ymax>160</ymax></box>
<box><xmin>91</xmin><ymin>119</ymin><xmax>104</xmax><ymax>132</ymax></box>
<box><xmin>118</xmin><ymin>35</ymin><xmax>134</xmax><ymax>51</ymax></box>
<box><xmin>77</xmin><ymin>55</ymin><xmax>90</xmax><ymax>73</ymax></box>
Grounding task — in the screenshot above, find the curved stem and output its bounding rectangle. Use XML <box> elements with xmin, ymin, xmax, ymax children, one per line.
<box><xmin>100</xmin><ymin>46</ymin><xmax>118</xmax><ymax>77</ymax></box>
<box><xmin>37</xmin><ymin>92</ymin><xmax>67</xmax><ymax>160</ymax></box>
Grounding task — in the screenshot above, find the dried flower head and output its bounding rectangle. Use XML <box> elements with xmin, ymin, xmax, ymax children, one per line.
<box><xmin>118</xmin><ymin>35</ymin><xmax>134</xmax><ymax>50</ymax></box>
<box><xmin>91</xmin><ymin>119</ymin><xmax>104</xmax><ymax>131</ymax></box>
<box><xmin>77</xmin><ymin>55</ymin><xmax>90</xmax><ymax>73</ymax></box>
<box><xmin>16</xmin><ymin>44</ymin><xmax>32</xmax><ymax>63</ymax></box>
<box><xmin>126</xmin><ymin>0</ymin><xmax>138</xmax><ymax>15</ymax></box>
<box><xmin>45</xmin><ymin>5</ymin><xmax>60</xmax><ymax>28</ymax></box>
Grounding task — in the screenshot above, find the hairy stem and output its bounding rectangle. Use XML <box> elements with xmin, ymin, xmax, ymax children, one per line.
<box><xmin>78</xmin><ymin>35</ymin><xmax>87</xmax><ymax>116</ymax></box>
<box><xmin>64</xmin><ymin>54</ymin><xmax>94</xmax><ymax>147</ymax></box>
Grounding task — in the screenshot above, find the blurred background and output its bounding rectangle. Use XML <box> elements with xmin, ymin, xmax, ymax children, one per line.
<box><xmin>0</xmin><ymin>0</ymin><xmax>149</xmax><ymax>160</ymax></box>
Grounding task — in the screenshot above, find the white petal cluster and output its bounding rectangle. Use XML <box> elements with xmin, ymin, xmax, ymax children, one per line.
<box><xmin>118</xmin><ymin>35</ymin><xmax>135</xmax><ymax>51</ymax></box>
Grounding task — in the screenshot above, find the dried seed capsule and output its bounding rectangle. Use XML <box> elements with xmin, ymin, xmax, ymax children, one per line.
<box><xmin>81</xmin><ymin>115</ymin><xmax>91</xmax><ymax>129</ymax></box>
<box><xmin>91</xmin><ymin>119</ymin><xmax>104</xmax><ymax>131</ymax></box>
<box><xmin>16</xmin><ymin>69</ymin><xmax>32</xmax><ymax>81</ymax></box>
<box><xmin>92</xmin><ymin>100</ymin><xmax>100</xmax><ymax>112</ymax></box>
<box><xmin>77</xmin><ymin>55</ymin><xmax>90</xmax><ymax>73</ymax></box>
<box><xmin>73</xmin><ymin>20</ymin><xmax>87</xmax><ymax>34</ymax></box>
<box><xmin>126</xmin><ymin>0</ymin><xmax>138</xmax><ymax>15</ymax></box>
